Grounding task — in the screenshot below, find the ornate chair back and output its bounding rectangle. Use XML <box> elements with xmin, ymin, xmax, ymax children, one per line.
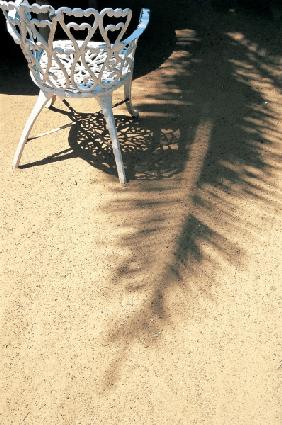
<box><xmin>1</xmin><ymin>1</ymin><xmax>148</xmax><ymax>96</ymax></box>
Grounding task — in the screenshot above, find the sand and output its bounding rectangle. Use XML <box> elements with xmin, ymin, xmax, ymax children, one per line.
<box><xmin>0</xmin><ymin>4</ymin><xmax>281</xmax><ymax>425</ymax></box>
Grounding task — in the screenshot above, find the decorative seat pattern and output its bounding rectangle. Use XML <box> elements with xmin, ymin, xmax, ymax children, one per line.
<box><xmin>36</xmin><ymin>39</ymin><xmax>133</xmax><ymax>95</ymax></box>
<box><xmin>0</xmin><ymin>0</ymin><xmax>150</xmax><ymax>183</ymax></box>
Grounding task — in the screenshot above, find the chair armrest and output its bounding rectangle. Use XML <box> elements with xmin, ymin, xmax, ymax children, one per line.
<box><xmin>122</xmin><ymin>8</ymin><xmax>150</xmax><ymax>45</ymax></box>
<box><xmin>5</xmin><ymin>0</ymin><xmax>25</xmax><ymax>44</ymax></box>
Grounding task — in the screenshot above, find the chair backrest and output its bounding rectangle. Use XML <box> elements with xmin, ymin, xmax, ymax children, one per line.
<box><xmin>0</xmin><ymin>1</ymin><xmax>149</xmax><ymax>96</ymax></box>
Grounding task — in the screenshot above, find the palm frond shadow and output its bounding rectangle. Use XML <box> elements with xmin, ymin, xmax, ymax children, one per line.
<box><xmin>98</xmin><ymin>2</ymin><xmax>282</xmax><ymax>389</ymax></box>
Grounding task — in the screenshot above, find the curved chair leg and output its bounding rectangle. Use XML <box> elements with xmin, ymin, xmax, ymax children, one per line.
<box><xmin>13</xmin><ymin>90</ymin><xmax>50</xmax><ymax>169</ymax></box>
<box><xmin>45</xmin><ymin>95</ymin><xmax>56</xmax><ymax>109</ymax></box>
<box><xmin>124</xmin><ymin>76</ymin><xmax>139</xmax><ymax>118</ymax></box>
<box><xmin>98</xmin><ymin>94</ymin><xmax>127</xmax><ymax>185</ymax></box>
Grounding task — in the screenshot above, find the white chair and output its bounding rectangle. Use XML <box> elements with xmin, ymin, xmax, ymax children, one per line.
<box><xmin>0</xmin><ymin>0</ymin><xmax>150</xmax><ymax>184</ymax></box>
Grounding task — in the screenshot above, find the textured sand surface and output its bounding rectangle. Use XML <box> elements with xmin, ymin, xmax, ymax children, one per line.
<box><xmin>0</xmin><ymin>4</ymin><xmax>281</xmax><ymax>425</ymax></box>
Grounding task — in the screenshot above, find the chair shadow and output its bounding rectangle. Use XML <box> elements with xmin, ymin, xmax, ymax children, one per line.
<box><xmin>20</xmin><ymin>100</ymin><xmax>186</xmax><ymax>182</ymax></box>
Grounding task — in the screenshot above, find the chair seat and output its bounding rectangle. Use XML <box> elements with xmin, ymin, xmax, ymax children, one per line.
<box><xmin>36</xmin><ymin>40</ymin><xmax>131</xmax><ymax>96</ymax></box>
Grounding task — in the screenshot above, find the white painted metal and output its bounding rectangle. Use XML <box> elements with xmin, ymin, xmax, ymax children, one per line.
<box><xmin>0</xmin><ymin>1</ymin><xmax>150</xmax><ymax>183</ymax></box>
<box><xmin>12</xmin><ymin>89</ymin><xmax>50</xmax><ymax>168</ymax></box>
<box><xmin>124</xmin><ymin>75</ymin><xmax>139</xmax><ymax>118</ymax></box>
<box><xmin>98</xmin><ymin>94</ymin><xmax>127</xmax><ymax>185</ymax></box>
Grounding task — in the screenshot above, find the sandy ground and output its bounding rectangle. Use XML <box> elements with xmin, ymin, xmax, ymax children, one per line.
<box><xmin>0</xmin><ymin>4</ymin><xmax>281</xmax><ymax>425</ymax></box>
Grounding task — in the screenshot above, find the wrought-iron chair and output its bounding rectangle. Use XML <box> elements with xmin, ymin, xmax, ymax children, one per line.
<box><xmin>0</xmin><ymin>0</ymin><xmax>150</xmax><ymax>184</ymax></box>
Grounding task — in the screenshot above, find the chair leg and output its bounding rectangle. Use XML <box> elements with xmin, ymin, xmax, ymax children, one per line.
<box><xmin>98</xmin><ymin>94</ymin><xmax>127</xmax><ymax>185</ymax></box>
<box><xmin>12</xmin><ymin>90</ymin><xmax>50</xmax><ymax>169</ymax></box>
<box><xmin>124</xmin><ymin>76</ymin><xmax>139</xmax><ymax>118</ymax></box>
<box><xmin>45</xmin><ymin>95</ymin><xmax>56</xmax><ymax>109</ymax></box>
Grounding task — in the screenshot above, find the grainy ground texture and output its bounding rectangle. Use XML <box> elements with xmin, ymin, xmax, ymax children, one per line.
<box><xmin>0</xmin><ymin>2</ymin><xmax>281</xmax><ymax>425</ymax></box>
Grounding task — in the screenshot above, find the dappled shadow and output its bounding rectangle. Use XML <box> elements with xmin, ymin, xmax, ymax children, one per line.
<box><xmin>20</xmin><ymin>100</ymin><xmax>184</xmax><ymax>180</ymax></box>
